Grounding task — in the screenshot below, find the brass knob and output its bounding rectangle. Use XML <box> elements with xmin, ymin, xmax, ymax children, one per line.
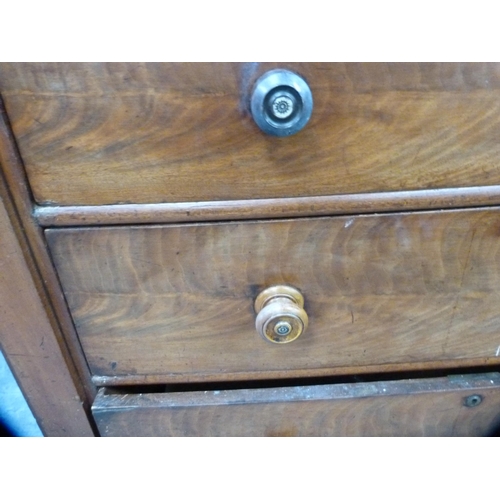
<box><xmin>254</xmin><ymin>285</ymin><xmax>308</xmax><ymax>344</ymax></box>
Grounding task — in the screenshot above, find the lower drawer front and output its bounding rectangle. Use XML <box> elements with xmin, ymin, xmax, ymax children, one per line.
<box><xmin>92</xmin><ymin>374</ymin><xmax>500</xmax><ymax>436</ymax></box>
<box><xmin>47</xmin><ymin>208</ymin><xmax>500</xmax><ymax>384</ymax></box>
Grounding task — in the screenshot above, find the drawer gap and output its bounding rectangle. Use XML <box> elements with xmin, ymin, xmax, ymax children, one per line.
<box><xmin>98</xmin><ymin>366</ymin><xmax>500</xmax><ymax>396</ymax></box>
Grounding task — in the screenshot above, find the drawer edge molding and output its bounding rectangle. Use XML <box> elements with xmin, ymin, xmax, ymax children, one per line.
<box><xmin>34</xmin><ymin>185</ymin><xmax>500</xmax><ymax>227</ymax></box>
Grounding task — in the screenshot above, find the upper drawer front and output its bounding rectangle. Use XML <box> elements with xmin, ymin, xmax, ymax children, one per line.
<box><xmin>46</xmin><ymin>208</ymin><xmax>500</xmax><ymax>384</ymax></box>
<box><xmin>3</xmin><ymin>62</ymin><xmax>500</xmax><ymax>206</ymax></box>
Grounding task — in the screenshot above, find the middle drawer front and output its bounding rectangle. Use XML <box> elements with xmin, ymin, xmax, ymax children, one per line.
<box><xmin>46</xmin><ymin>208</ymin><xmax>500</xmax><ymax>384</ymax></box>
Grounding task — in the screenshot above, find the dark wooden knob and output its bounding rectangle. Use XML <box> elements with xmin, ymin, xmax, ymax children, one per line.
<box><xmin>254</xmin><ymin>285</ymin><xmax>308</xmax><ymax>344</ymax></box>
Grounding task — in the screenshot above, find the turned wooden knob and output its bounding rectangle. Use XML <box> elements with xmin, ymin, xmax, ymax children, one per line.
<box><xmin>254</xmin><ymin>285</ymin><xmax>308</xmax><ymax>344</ymax></box>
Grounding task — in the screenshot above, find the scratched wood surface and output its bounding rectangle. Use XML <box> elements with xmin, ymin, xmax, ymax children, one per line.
<box><xmin>46</xmin><ymin>208</ymin><xmax>500</xmax><ymax>384</ymax></box>
<box><xmin>92</xmin><ymin>374</ymin><xmax>500</xmax><ymax>436</ymax></box>
<box><xmin>3</xmin><ymin>63</ymin><xmax>500</xmax><ymax>205</ymax></box>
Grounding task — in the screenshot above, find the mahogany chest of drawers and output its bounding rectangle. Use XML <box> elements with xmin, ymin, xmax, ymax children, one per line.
<box><xmin>2</xmin><ymin>63</ymin><xmax>500</xmax><ymax>436</ymax></box>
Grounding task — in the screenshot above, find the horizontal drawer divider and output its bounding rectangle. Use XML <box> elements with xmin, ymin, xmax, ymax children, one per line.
<box><xmin>35</xmin><ymin>185</ymin><xmax>500</xmax><ymax>227</ymax></box>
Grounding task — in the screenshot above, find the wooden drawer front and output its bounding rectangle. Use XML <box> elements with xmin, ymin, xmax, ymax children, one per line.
<box><xmin>92</xmin><ymin>374</ymin><xmax>500</xmax><ymax>436</ymax></box>
<box><xmin>46</xmin><ymin>208</ymin><xmax>500</xmax><ymax>384</ymax></box>
<box><xmin>3</xmin><ymin>62</ymin><xmax>500</xmax><ymax>206</ymax></box>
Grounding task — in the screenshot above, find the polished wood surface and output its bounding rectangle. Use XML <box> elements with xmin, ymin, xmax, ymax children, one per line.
<box><xmin>0</xmin><ymin>95</ymin><xmax>96</xmax><ymax>403</ymax></box>
<box><xmin>3</xmin><ymin>63</ymin><xmax>500</xmax><ymax>205</ymax></box>
<box><xmin>92</xmin><ymin>373</ymin><xmax>500</xmax><ymax>436</ymax></box>
<box><xmin>47</xmin><ymin>208</ymin><xmax>500</xmax><ymax>384</ymax></box>
<box><xmin>0</xmin><ymin>97</ymin><xmax>95</xmax><ymax>435</ymax></box>
<box><xmin>34</xmin><ymin>185</ymin><xmax>500</xmax><ymax>227</ymax></box>
<box><xmin>4</xmin><ymin>62</ymin><xmax>500</xmax><ymax>436</ymax></box>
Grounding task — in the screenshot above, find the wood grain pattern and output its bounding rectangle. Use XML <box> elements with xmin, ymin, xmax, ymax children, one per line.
<box><xmin>34</xmin><ymin>185</ymin><xmax>500</xmax><ymax>227</ymax></box>
<box><xmin>0</xmin><ymin>96</ymin><xmax>95</xmax><ymax>435</ymax></box>
<box><xmin>92</xmin><ymin>373</ymin><xmax>500</xmax><ymax>436</ymax></box>
<box><xmin>0</xmin><ymin>95</ymin><xmax>96</xmax><ymax>403</ymax></box>
<box><xmin>3</xmin><ymin>63</ymin><xmax>500</xmax><ymax>205</ymax></box>
<box><xmin>46</xmin><ymin>209</ymin><xmax>500</xmax><ymax>384</ymax></box>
